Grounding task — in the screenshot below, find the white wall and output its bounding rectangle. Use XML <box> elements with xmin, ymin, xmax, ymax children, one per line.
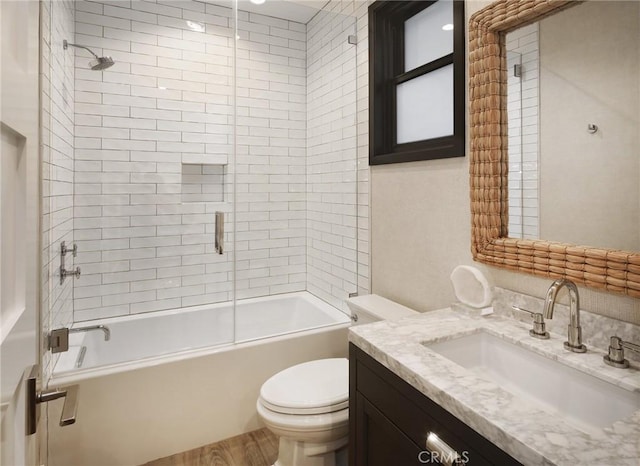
<box><xmin>41</xmin><ymin>0</ymin><xmax>76</xmax><ymax>377</ymax></box>
<box><xmin>369</xmin><ymin>0</ymin><xmax>640</xmax><ymax>325</ymax></box>
<box><xmin>539</xmin><ymin>1</ymin><xmax>640</xmax><ymax>251</ymax></box>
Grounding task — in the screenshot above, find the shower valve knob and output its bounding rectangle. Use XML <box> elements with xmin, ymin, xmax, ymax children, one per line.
<box><xmin>61</xmin><ymin>241</ymin><xmax>77</xmax><ymax>257</ymax></box>
<box><xmin>60</xmin><ymin>266</ymin><xmax>81</xmax><ymax>284</ymax></box>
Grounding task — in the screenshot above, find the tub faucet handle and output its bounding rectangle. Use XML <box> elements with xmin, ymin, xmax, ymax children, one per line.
<box><xmin>59</xmin><ymin>241</ymin><xmax>80</xmax><ymax>284</ymax></box>
<box><xmin>512</xmin><ymin>306</ymin><xmax>550</xmax><ymax>340</ymax></box>
<box><xmin>61</xmin><ymin>241</ymin><xmax>78</xmax><ymax>257</ymax></box>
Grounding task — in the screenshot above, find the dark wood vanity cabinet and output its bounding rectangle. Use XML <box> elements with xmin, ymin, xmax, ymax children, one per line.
<box><xmin>349</xmin><ymin>344</ymin><xmax>522</xmax><ymax>466</ymax></box>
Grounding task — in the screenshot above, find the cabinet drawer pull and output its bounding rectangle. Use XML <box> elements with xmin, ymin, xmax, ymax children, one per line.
<box><xmin>426</xmin><ymin>432</ymin><xmax>463</xmax><ymax>466</ymax></box>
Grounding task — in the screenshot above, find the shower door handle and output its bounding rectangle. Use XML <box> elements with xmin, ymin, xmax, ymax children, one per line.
<box><xmin>215</xmin><ymin>211</ymin><xmax>224</xmax><ymax>254</ymax></box>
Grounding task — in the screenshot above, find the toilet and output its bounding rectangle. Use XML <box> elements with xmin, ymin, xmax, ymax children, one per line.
<box><xmin>257</xmin><ymin>294</ymin><xmax>417</xmax><ymax>466</ymax></box>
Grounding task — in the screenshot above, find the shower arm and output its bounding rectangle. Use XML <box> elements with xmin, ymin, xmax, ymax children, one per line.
<box><xmin>63</xmin><ymin>40</ymin><xmax>100</xmax><ymax>59</ymax></box>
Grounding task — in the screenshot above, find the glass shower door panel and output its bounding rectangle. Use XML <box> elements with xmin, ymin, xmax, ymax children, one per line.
<box><xmin>233</xmin><ymin>7</ymin><xmax>310</xmax><ymax>307</ymax></box>
<box><xmin>234</xmin><ymin>0</ymin><xmax>359</xmax><ymax>345</ymax></box>
<box><xmin>305</xmin><ymin>5</ymin><xmax>359</xmax><ymax>314</ymax></box>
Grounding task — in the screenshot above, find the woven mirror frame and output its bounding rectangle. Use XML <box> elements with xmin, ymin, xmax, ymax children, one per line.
<box><xmin>469</xmin><ymin>0</ymin><xmax>640</xmax><ymax>298</ymax></box>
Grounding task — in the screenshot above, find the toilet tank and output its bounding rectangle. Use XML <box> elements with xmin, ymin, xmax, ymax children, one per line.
<box><xmin>345</xmin><ymin>294</ymin><xmax>418</xmax><ymax>325</ymax></box>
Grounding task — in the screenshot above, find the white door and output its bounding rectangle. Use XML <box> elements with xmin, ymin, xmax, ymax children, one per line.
<box><xmin>1</xmin><ymin>1</ymin><xmax>43</xmax><ymax>465</ymax></box>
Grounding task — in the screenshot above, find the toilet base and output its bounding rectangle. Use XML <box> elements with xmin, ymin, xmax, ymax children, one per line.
<box><xmin>274</xmin><ymin>436</ymin><xmax>348</xmax><ymax>466</ymax></box>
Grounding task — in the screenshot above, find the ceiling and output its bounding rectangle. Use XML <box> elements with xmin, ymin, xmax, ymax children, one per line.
<box><xmin>208</xmin><ymin>0</ymin><xmax>329</xmax><ymax>24</ymax></box>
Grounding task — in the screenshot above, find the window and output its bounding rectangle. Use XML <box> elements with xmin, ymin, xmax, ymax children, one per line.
<box><xmin>369</xmin><ymin>0</ymin><xmax>465</xmax><ymax>165</ymax></box>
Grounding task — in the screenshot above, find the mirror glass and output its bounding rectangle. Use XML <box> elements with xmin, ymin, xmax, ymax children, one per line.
<box><xmin>506</xmin><ymin>0</ymin><xmax>640</xmax><ymax>251</ymax></box>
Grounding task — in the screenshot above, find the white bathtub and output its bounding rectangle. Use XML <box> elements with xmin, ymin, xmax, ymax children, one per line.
<box><xmin>47</xmin><ymin>292</ymin><xmax>350</xmax><ymax>466</ymax></box>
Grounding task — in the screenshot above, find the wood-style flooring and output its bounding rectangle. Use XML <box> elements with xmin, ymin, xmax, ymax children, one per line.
<box><xmin>142</xmin><ymin>428</ymin><xmax>278</xmax><ymax>466</ymax></box>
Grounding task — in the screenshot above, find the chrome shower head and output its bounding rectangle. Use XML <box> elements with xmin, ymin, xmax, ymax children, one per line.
<box><xmin>89</xmin><ymin>56</ymin><xmax>115</xmax><ymax>71</ymax></box>
<box><xmin>63</xmin><ymin>40</ymin><xmax>115</xmax><ymax>70</ymax></box>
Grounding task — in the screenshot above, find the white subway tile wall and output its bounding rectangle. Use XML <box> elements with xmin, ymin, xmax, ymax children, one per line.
<box><xmin>506</xmin><ymin>23</ymin><xmax>539</xmax><ymax>239</ymax></box>
<box><xmin>72</xmin><ymin>0</ymin><xmax>369</xmax><ymax>320</ymax></box>
<box><xmin>41</xmin><ymin>0</ymin><xmax>76</xmax><ymax>378</ymax></box>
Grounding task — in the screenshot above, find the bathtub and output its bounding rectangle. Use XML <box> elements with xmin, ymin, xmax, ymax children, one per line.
<box><xmin>47</xmin><ymin>292</ymin><xmax>350</xmax><ymax>466</ymax></box>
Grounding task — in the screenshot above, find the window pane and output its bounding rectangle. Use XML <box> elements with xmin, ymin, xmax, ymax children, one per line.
<box><xmin>396</xmin><ymin>64</ymin><xmax>453</xmax><ymax>144</ymax></box>
<box><xmin>404</xmin><ymin>1</ymin><xmax>454</xmax><ymax>72</ymax></box>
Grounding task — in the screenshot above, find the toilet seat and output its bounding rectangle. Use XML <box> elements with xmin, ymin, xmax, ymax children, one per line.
<box><xmin>260</xmin><ymin>397</ymin><xmax>348</xmax><ymax>415</ymax></box>
<box><xmin>260</xmin><ymin>358</ymin><xmax>349</xmax><ymax>415</ymax></box>
<box><xmin>257</xmin><ymin>399</ymin><xmax>349</xmax><ymax>434</ymax></box>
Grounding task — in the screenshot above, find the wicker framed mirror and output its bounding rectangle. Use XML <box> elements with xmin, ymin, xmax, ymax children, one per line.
<box><xmin>469</xmin><ymin>0</ymin><xmax>640</xmax><ymax>298</ymax></box>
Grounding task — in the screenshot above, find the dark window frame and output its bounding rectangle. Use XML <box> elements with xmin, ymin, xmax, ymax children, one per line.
<box><xmin>369</xmin><ymin>0</ymin><xmax>465</xmax><ymax>166</ymax></box>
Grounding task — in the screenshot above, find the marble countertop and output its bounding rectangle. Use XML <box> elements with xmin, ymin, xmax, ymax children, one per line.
<box><xmin>348</xmin><ymin>308</ymin><xmax>640</xmax><ymax>466</ymax></box>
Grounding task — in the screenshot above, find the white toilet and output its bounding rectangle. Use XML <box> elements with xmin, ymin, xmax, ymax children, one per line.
<box><xmin>257</xmin><ymin>295</ymin><xmax>417</xmax><ymax>466</ymax></box>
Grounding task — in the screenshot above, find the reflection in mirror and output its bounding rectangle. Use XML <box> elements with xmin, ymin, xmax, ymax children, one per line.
<box><xmin>506</xmin><ymin>1</ymin><xmax>640</xmax><ymax>251</ymax></box>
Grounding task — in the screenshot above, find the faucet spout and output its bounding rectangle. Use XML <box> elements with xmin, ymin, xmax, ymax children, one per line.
<box><xmin>69</xmin><ymin>325</ymin><xmax>111</xmax><ymax>341</ymax></box>
<box><xmin>542</xmin><ymin>279</ymin><xmax>586</xmax><ymax>353</ymax></box>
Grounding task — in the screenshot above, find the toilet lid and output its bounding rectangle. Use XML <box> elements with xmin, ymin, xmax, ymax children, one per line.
<box><xmin>260</xmin><ymin>358</ymin><xmax>349</xmax><ymax>415</ymax></box>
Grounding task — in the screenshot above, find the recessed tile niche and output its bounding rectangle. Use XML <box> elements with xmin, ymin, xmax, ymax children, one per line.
<box><xmin>181</xmin><ymin>161</ymin><xmax>226</xmax><ymax>204</ymax></box>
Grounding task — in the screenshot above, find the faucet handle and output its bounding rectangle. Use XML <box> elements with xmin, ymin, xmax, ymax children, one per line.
<box><xmin>512</xmin><ymin>306</ymin><xmax>550</xmax><ymax>340</ymax></box>
<box><xmin>604</xmin><ymin>336</ymin><xmax>640</xmax><ymax>369</ymax></box>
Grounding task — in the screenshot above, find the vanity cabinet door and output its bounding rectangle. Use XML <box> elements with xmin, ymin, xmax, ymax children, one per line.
<box><xmin>349</xmin><ymin>344</ymin><xmax>522</xmax><ymax>466</ymax></box>
<box><xmin>354</xmin><ymin>393</ymin><xmax>425</xmax><ymax>466</ymax></box>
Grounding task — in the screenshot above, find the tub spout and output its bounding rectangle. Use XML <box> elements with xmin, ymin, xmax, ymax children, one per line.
<box><xmin>70</xmin><ymin>325</ymin><xmax>111</xmax><ymax>341</ymax></box>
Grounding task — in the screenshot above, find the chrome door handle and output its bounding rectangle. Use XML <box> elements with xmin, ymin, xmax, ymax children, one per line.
<box><xmin>26</xmin><ymin>365</ymin><xmax>79</xmax><ymax>435</ymax></box>
<box><xmin>426</xmin><ymin>432</ymin><xmax>463</xmax><ymax>466</ymax></box>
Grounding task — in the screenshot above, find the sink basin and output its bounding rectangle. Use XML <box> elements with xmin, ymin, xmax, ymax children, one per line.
<box><xmin>426</xmin><ymin>331</ymin><xmax>640</xmax><ymax>434</ymax></box>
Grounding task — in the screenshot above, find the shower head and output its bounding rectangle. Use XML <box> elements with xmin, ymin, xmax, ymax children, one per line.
<box><xmin>89</xmin><ymin>56</ymin><xmax>115</xmax><ymax>71</ymax></box>
<box><xmin>63</xmin><ymin>40</ymin><xmax>115</xmax><ymax>71</ymax></box>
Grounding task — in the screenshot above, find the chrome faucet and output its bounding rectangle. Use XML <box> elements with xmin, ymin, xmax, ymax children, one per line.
<box><xmin>542</xmin><ymin>279</ymin><xmax>586</xmax><ymax>353</ymax></box>
<box><xmin>69</xmin><ymin>325</ymin><xmax>111</xmax><ymax>341</ymax></box>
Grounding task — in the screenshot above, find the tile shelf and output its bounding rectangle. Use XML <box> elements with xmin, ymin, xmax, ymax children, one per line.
<box><xmin>178</xmin><ymin>201</ymin><xmax>231</xmax><ymax>209</ymax></box>
<box><xmin>181</xmin><ymin>154</ymin><xmax>228</xmax><ymax>165</ymax></box>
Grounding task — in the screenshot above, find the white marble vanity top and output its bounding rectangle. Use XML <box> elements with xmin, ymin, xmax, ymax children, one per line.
<box><xmin>348</xmin><ymin>308</ymin><xmax>640</xmax><ymax>466</ymax></box>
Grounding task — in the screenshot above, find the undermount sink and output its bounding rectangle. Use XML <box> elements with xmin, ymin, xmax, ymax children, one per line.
<box><xmin>426</xmin><ymin>331</ymin><xmax>640</xmax><ymax>434</ymax></box>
